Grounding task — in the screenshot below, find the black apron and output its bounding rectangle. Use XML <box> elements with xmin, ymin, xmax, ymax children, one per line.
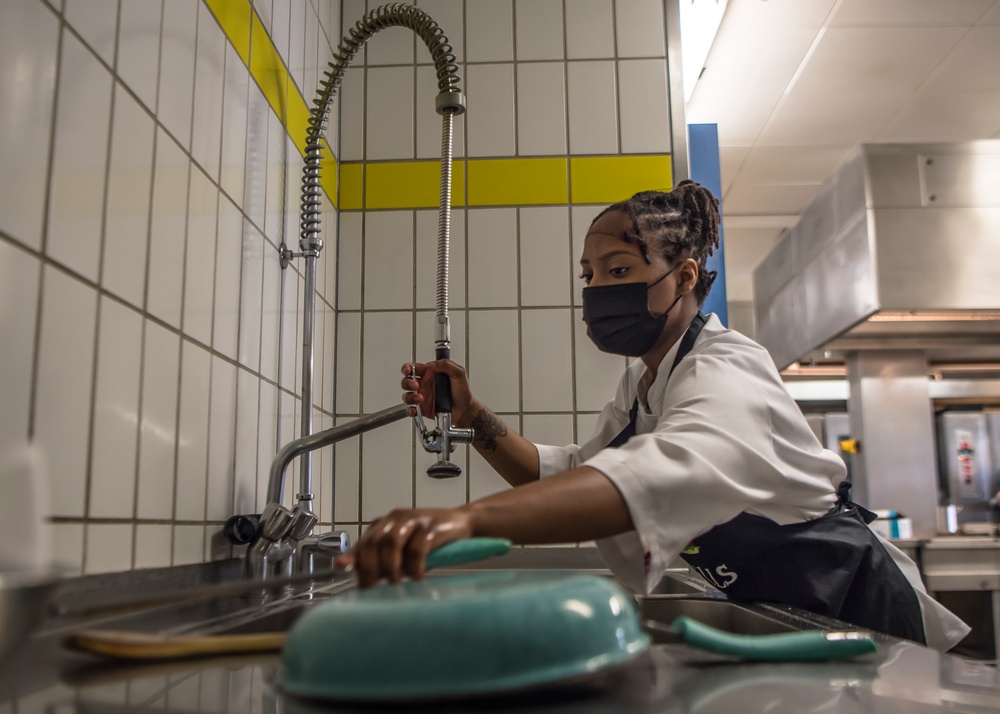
<box><xmin>607</xmin><ymin>313</ymin><xmax>927</xmax><ymax>644</ymax></box>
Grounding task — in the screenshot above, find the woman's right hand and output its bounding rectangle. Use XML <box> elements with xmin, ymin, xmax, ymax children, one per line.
<box><xmin>401</xmin><ymin>359</ymin><xmax>480</xmax><ymax>427</ymax></box>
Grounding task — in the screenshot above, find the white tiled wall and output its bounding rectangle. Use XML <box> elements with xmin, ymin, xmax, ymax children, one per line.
<box><xmin>0</xmin><ymin>0</ymin><xmax>343</xmax><ymax>575</ymax></box>
<box><xmin>335</xmin><ymin>0</ymin><xmax>669</xmax><ymax>535</ymax></box>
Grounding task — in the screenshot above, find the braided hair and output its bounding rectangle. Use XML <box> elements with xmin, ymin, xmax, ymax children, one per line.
<box><xmin>591</xmin><ymin>180</ymin><xmax>721</xmax><ymax>305</ymax></box>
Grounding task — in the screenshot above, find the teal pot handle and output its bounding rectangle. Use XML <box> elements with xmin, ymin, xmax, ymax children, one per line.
<box><xmin>672</xmin><ymin>616</ymin><xmax>877</xmax><ymax>662</ymax></box>
<box><xmin>424</xmin><ymin>538</ymin><xmax>512</xmax><ymax>569</ymax></box>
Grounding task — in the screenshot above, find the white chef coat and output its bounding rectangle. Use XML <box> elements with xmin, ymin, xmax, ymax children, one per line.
<box><xmin>535</xmin><ymin>313</ymin><xmax>969</xmax><ymax>651</ymax></box>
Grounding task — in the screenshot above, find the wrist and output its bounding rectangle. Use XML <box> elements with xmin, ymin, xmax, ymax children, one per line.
<box><xmin>453</xmin><ymin>399</ymin><xmax>485</xmax><ymax>429</ymax></box>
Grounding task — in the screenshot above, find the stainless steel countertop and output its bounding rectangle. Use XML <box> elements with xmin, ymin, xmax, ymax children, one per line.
<box><xmin>3</xmin><ymin>556</ymin><xmax>998</xmax><ymax>713</ymax></box>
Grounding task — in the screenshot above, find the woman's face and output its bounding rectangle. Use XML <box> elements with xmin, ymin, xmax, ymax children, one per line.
<box><xmin>580</xmin><ymin>210</ymin><xmax>678</xmax><ymax>316</ymax></box>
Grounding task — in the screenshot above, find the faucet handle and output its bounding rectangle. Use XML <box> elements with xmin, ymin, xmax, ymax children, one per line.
<box><xmin>287</xmin><ymin>507</ymin><xmax>319</xmax><ymax>542</ymax></box>
<box><xmin>260</xmin><ymin>503</ymin><xmax>295</xmax><ymax>542</ymax></box>
<box><xmin>312</xmin><ymin>531</ymin><xmax>352</xmax><ymax>556</ymax></box>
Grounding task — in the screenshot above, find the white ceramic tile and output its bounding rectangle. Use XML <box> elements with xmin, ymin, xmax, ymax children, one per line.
<box><xmin>192</xmin><ymin>1</ymin><xmax>227</xmax><ymax>181</ymax></box>
<box><xmin>278</xmin><ymin>392</ymin><xmax>299</xmax><ymax>506</ymax></box>
<box><xmin>469</xmin><ymin>437</ymin><xmax>514</xmax><ymax>501</ymax></box>
<box><xmin>466</xmin><ymin>64</ymin><xmax>515</xmax><ymax>157</ymax></box>
<box><xmin>0</xmin><ymin>243</ymin><xmax>40</xmax><ymax>450</ymax></box>
<box><xmin>0</xmin><ymin>0</ymin><xmax>59</xmax><ymax>252</ymax></box>
<box><xmin>117</xmin><ymin>0</ymin><xmax>162</xmax><ymax>113</ymax></box>
<box><xmin>414</xmin><ymin>446</ymin><xmax>467</xmax><ymax>508</ymax></box>
<box><xmin>567</xmin><ymin>61</ymin><xmax>618</xmax><ymax>155</ymax></box>
<box><xmin>282</xmin><ymin>134</ymin><xmax>300</xmax><ymax>256</ymax></box>
<box><xmin>206</xmin><ymin>356</ymin><xmax>237</xmax><ymax>520</ymax></box>
<box><xmin>263</xmin><ymin>112</ymin><xmax>286</xmax><ymax>243</ymax></box>
<box><xmin>466</xmin><ymin>0</ymin><xmax>513</xmax><ymax>62</ymax></box>
<box><xmin>516</xmin><ymin>63</ymin><xmax>567</xmax><ymax>156</ymax></box>
<box><xmin>173</xmin><ymin>525</ymin><xmax>205</xmax><ymax>565</ymax></box>
<box><xmin>175</xmin><ymin>341</ymin><xmax>211</xmax><ymax>521</ymax></box>
<box><xmin>206</xmin><ymin>524</ymin><xmax>232</xmax><ymax>562</ymax></box>
<box><xmin>158</xmin><ymin>0</ymin><xmax>197</xmax><ymax>150</ymax></box>
<box><xmin>515</xmin><ymin>0</ymin><xmax>564</xmax><ymax>60</ymax></box>
<box><xmin>65</xmin><ymin>0</ymin><xmax>119</xmax><ymax>66</ymax></box>
<box><xmin>47</xmin><ymin>30</ymin><xmax>112</xmax><ymax>282</ymax></box>
<box><xmin>570</xmin><ymin>204</ymin><xmax>601</xmax><ymax>307</ymax></box>
<box><xmin>415</xmin><ymin>309</ymin><xmax>466</xmax><ymax>368</ymax></box>
<box><xmin>34</xmin><ymin>268</ymin><xmax>97</xmax><ymax>517</ymax></box>
<box><xmin>335</xmin><ymin>312</ymin><xmax>361</xmax><ymax>414</ymax></box>
<box><xmin>315</xmin><ymin>412</ymin><xmax>334</xmax><ymax>523</ymax></box>
<box><xmin>467</xmin><ymin>208</ymin><xmax>517</xmax><ymax>307</ymax></box>
<box><xmin>468</xmin><ymin>310</ymin><xmax>519</xmax><ymax>413</ymax></box>
<box><xmin>233</xmin><ymin>368</ymin><xmax>259</xmax><ymax>515</ymax></box>
<box><xmin>366</xmin><ymin>21</ymin><xmax>415</xmax><ymax>66</ymax></box>
<box><xmin>134</xmin><ymin>524</ymin><xmax>173</xmax><ymax>569</ymax></box>
<box><xmin>257</xmin><ymin>380</ymin><xmax>278</xmax><ymax>509</ymax></box>
<box><xmin>220</xmin><ymin>43</ymin><xmax>249</xmax><ymax>207</ymax></box>
<box><xmin>183</xmin><ymin>167</ymin><xmax>219</xmax><ymax>345</ymax></box>
<box><xmin>102</xmin><ymin>85</ymin><xmax>155</xmax><ymax>308</ymax></box>
<box><xmin>574</xmin><ymin>306</ymin><xmax>627</xmax><ymax>410</ymax></box>
<box><xmin>271</xmin><ymin>0</ymin><xmax>291</xmax><ymax>63</ymax></box>
<box><xmin>239</xmin><ymin>223</ymin><xmax>265</xmax><ymax>370</ymax></box>
<box><xmin>89</xmin><ymin>298</ymin><xmax>143</xmax><ymax>519</ymax></box>
<box><xmin>415</xmin><ymin>0</ymin><xmax>464</xmax><ymax>63</ymax></box>
<box><xmin>415</xmin><ymin>208</ymin><xmax>465</xmax><ymax>309</ymax></box>
<box><xmin>519</xmin><ymin>207</ymin><xmax>571</xmax><ymax>306</ymax></box>
<box><xmin>566</xmin><ymin>0</ymin><xmax>614</xmax><ymax>60</ymax></box>
<box><xmin>304</xmin><ymin>6</ymin><xmax>320</xmax><ymax>109</ymax></box>
<box><xmin>365</xmin><ymin>67</ymin><xmax>414</xmax><ymax>160</ymax></box>
<box><xmin>50</xmin><ymin>523</ymin><xmax>84</xmax><ymax>575</ymax></box>
<box><xmin>614</xmin><ymin>0</ymin><xmax>665</xmax><ymax>58</ymax></box>
<box><xmin>322</xmin><ymin>198</ymin><xmax>338</xmax><ymax>303</ymax></box>
<box><xmin>618</xmin><ymin>59</ymin><xmax>670</xmax><ymax>154</ymax></box>
<box><xmin>415</xmin><ymin>65</ymin><xmax>466</xmax><ymax>159</ymax></box>
<box><xmin>322</xmin><ymin>302</ymin><xmax>336</xmax><ymax>412</ymax></box>
<box><xmin>260</xmin><ymin>245</ymin><xmax>282</xmax><ymax>382</ymax></box>
<box><xmin>363</xmin><ymin>211</ymin><xmax>414</xmax><ymax>309</ymax></box>
<box><xmin>337</xmin><ymin>212</ymin><xmax>363</xmax><ymax>310</ymax></box>
<box><xmin>360</xmin><ymin>418</ymin><xmax>412</xmax><ymax>520</ymax></box>
<box><xmin>213</xmin><ymin>197</ymin><xmax>243</xmax><ymax>360</ymax></box>
<box><xmin>136</xmin><ymin>320</ymin><xmax>179</xmax><ymax>519</ymax></box>
<box><xmin>312</xmin><ymin>300</ymin><xmax>326</xmax><ymax>407</ymax></box>
<box><xmin>288</xmin><ymin>0</ymin><xmax>306</xmax><ymax>92</ymax></box>
<box><xmin>520</xmin><ymin>309</ymin><xmax>574</xmax><ymax>411</ymax></box>
<box><xmin>362</xmin><ymin>312</ymin><xmax>412</xmax><ymax>413</ymax></box>
<box><xmin>244</xmin><ymin>82</ymin><xmax>269</xmax><ymax>231</ymax></box>
<box><xmin>84</xmin><ymin>524</ymin><xmax>134</xmax><ymax>574</ymax></box>
<box><xmin>147</xmin><ymin>129</ymin><xmax>191</xmax><ymax>328</ymax></box>
<box><xmin>279</xmin><ymin>265</ymin><xmax>301</xmax><ymax>392</ymax></box>
<box><xmin>339</xmin><ymin>68</ymin><xmax>365</xmax><ymax>161</ymax></box>
<box><xmin>522</xmin><ymin>413</ymin><xmax>574</xmax><ymax>447</ymax></box>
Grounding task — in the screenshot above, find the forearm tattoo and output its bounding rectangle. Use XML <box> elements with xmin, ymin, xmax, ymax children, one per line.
<box><xmin>470</xmin><ymin>408</ymin><xmax>508</xmax><ymax>452</ymax></box>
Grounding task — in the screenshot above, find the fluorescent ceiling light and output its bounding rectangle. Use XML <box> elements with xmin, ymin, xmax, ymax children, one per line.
<box><xmin>679</xmin><ymin>0</ymin><xmax>729</xmax><ymax>104</ymax></box>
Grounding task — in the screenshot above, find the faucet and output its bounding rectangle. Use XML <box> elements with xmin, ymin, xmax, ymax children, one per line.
<box><xmin>239</xmin><ymin>4</ymin><xmax>474</xmax><ymax>581</ymax></box>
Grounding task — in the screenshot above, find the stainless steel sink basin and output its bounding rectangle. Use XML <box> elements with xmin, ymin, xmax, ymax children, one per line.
<box><xmin>638</xmin><ymin>597</ymin><xmax>799</xmax><ymax>642</ymax></box>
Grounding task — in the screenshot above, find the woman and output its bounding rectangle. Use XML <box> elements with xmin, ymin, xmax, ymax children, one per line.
<box><xmin>339</xmin><ymin>181</ymin><xmax>968</xmax><ymax>651</ymax></box>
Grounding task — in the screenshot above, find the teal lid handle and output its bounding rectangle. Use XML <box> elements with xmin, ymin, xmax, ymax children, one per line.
<box><xmin>424</xmin><ymin>538</ymin><xmax>512</xmax><ymax>569</ymax></box>
<box><xmin>671</xmin><ymin>616</ymin><xmax>877</xmax><ymax>662</ymax></box>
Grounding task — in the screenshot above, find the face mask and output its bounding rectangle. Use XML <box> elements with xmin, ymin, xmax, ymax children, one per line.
<box><xmin>582</xmin><ymin>268</ymin><xmax>681</xmax><ymax>357</ymax></box>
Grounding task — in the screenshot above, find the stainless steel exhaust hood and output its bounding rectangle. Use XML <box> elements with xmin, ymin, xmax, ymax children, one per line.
<box><xmin>753</xmin><ymin>142</ymin><xmax>1000</xmax><ymax>370</ymax></box>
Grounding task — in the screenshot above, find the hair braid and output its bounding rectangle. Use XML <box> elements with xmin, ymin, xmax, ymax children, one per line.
<box><xmin>591</xmin><ymin>180</ymin><xmax>721</xmax><ymax>304</ymax></box>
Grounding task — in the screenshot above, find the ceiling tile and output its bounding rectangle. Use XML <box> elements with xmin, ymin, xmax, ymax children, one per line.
<box><xmin>879</xmin><ymin>91</ymin><xmax>1000</xmax><ymax>141</ymax></box>
<box><xmin>759</xmin><ymin>89</ymin><xmax>909</xmax><ymax>146</ymax></box>
<box><xmin>717</xmin><ymin>145</ymin><xmax>751</xmax><ymax>194</ymax></box>
<box><xmin>985</xmin><ymin>4</ymin><xmax>1000</xmax><ymax>25</ymax></box>
<box><xmin>791</xmin><ymin>27</ymin><xmax>967</xmax><ymax>95</ymax></box>
<box><xmin>739</xmin><ymin>145</ymin><xmax>854</xmax><ymax>184</ymax></box>
<box><xmin>831</xmin><ymin>0</ymin><xmax>994</xmax><ymax>27</ymax></box>
<box><xmin>924</xmin><ymin>27</ymin><xmax>1000</xmax><ymax>92</ymax></box>
<box><xmin>721</xmin><ymin>181</ymin><xmax>822</xmax><ymax>215</ymax></box>
<box><xmin>720</xmin><ymin>226</ymin><xmax>786</xmax><ymax>302</ymax></box>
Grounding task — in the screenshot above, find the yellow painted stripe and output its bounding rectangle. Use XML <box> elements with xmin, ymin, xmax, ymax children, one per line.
<box><xmin>467</xmin><ymin>158</ymin><xmax>568</xmax><ymax>206</ymax></box>
<box><xmin>205</xmin><ymin>0</ymin><xmax>338</xmax><ymax>207</ymax></box>
<box><xmin>570</xmin><ymin>155</ymin><xmax>673</xmax><ymax>205</ymax></box>
<box><xmin>340</xmin><ymin>164</ymin><xmax>364</xmax><ymax>211</ymax></box>
<box><xmin>360</xmin><ymin>162</ymin><xmax>466</xmax><ymax>210</ymax></box>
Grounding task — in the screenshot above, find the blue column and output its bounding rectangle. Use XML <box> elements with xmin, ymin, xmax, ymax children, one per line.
<box><xmin>688</xmin><ymin>123</ymin><xmax>727</xmax><ymax>326</ymax></box>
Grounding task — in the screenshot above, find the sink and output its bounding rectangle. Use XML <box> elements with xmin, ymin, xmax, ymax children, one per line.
<box><xmin>648</xmin><ymin>570</ymin><xmax>715</xmax><ymax>596</ymax></box>
<box><xmin>638</xmin><ymin>597</ymin><xmax>800</xmax><ymax>642</ymax></box>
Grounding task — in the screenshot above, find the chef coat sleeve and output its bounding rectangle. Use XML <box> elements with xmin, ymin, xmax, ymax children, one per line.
<box><xmin>582</xmin><ymin>353</ymin><xmax>786</xmax><ymax>594</ymax></box>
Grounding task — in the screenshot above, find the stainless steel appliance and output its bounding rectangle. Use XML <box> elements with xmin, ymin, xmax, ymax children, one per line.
<box><xmin>937</xmin><ymin>411</ymin><xmax>1000</xmax><ymax>527</ymax></box>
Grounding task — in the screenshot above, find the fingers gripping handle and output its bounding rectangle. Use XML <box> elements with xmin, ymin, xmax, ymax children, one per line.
<box><xmin>412</xmin><ymin>347</ymin><xmax>474</xmax><ymax>479</ymax></box>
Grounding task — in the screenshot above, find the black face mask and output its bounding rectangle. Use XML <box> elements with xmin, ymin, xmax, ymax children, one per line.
<box><xmin>582</xmin><ymin>268</ymin><xmax>681</xmax><ymax>357</ymax></box>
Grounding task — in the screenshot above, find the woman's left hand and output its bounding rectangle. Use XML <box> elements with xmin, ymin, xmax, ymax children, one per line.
<box><xmin>335</xmin><ymin>508</ymin><xmax>474</xmax><ymax>587</ymax></box>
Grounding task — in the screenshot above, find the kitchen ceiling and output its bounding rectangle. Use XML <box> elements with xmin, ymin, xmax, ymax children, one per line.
<box><xmin>685</xmin><ymin>0</ymin><xmax>1000</xmax><ymax>307</ymax></box>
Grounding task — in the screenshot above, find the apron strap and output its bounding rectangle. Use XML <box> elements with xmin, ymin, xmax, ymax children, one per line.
<box><xmin>829</xmin><ymin>479</ymin><xmax>878</xmax><ymax>524</ymax></box>
<box><xmin>607</xmin><ymin>313</ymin><xmax>708</xmax><ymax>449</ymax></box>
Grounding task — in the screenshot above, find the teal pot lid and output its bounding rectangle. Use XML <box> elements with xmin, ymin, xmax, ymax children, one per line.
<box><xmin>276</xmin><ymin>571</ymin><xmax>650</xmax><ymax>702</ymax></box>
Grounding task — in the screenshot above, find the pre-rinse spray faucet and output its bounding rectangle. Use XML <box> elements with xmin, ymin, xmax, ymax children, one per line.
<box><xmin>240</xmin><ymin>4</ymin><xmax>473</xmax><ymax>581</ymax></box>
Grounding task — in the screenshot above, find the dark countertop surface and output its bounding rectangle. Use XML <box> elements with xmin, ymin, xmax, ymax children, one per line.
<box><xmin>3</xmin><ymin>554</ymin><xmax>1000</xmax><ymax>713</ymax></box>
